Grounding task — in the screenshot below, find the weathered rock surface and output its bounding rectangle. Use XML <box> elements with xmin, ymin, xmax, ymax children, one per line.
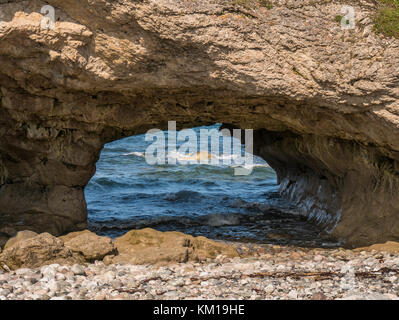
<box><xmin>0</xmin><ymin>232</ymin><xmax>83</xmax><ymax>270</ymax></box>
<box><xmin>0</xmin><ymin>0</ymin><xmax>399</xmax><ymax>246</ymax></box>
<box><xmin>60</xmin><ymin>230</ymin><xmax>116</xmax><ymax>261</ymax></box>
<box><xmin>110</xmin><ymin>228</ymin><xmax>239</xmax><ymax>265</ymax></box>
<box><xmin>4</xmin><ymin>230</ymin><xmax>38</xmax><ymax>251</ymax></box>
<box><xmin>0</xmin><ymin>228</ymin><xmax>238</xmax><ymax>270</ymax></box>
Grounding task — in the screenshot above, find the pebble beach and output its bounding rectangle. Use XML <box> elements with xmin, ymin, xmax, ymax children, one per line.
<box><xmin>1</xmin><ymin>243</ymin><xmax>399</xmax><ymax>300</ymax></box>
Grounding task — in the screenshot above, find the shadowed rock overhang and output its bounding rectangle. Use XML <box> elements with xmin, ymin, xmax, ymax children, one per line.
<box><xmin>0</xmin><ymin>0</ymin><xmax>399</xmax><ymax>247</ymax></box>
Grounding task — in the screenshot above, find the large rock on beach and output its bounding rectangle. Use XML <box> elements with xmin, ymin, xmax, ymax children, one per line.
<box><xmin>60</xmin><ymin>230</ymin><xmax>116</xmax><ymax>261</ymax></box>
<box><xmin>109</xmin><ymin>228</ymin><xmax>239</xmax><ymax>265</ymax></box>
<box><xmin>0</xmin><ymin>233</ymin><xmax>83</xmax><ymax>270</ymax></box>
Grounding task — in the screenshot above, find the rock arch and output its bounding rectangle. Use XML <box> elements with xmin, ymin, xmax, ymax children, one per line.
<box><xmin>1</xmin><ymin>0</ymin><xmax>399</xmax><ymax>247</ymax></box>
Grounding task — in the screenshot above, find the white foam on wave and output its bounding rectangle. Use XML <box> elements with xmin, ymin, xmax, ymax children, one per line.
<box><xmin>123</xmin><ymin>151</ymin><xmax>145</xmax><ymax>157</ymax></box>
<box><xmin>123</xmin><ymin>150</ymin><xmax>269</xmax><ymax>168</ymax></box>
<box><xmin>232</xmin><ymin>163</ymin><xmax>269</xmax><ymax>169</ymax></box>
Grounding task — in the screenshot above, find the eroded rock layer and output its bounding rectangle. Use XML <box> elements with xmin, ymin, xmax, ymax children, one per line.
<box><xmin>0</xmin><ymin>0</ymin><xmax>399</xmax><ymax>246</ymax></box>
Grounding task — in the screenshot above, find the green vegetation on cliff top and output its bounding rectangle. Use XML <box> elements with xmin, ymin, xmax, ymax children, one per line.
<box><xmin>375</xmin><ymin>0</ymin><xmax>399</xmax><ymax>38</ymax></box>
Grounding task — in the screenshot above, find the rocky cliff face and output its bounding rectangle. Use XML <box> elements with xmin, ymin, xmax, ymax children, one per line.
<box><xmin>0</xmin><ymin>0</ymin><xmax>398</xmax><ymax>247</ymax></box>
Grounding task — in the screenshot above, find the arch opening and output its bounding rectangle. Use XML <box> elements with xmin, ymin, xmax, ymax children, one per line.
<box><xmin>86</xmin><ymin>124</ymin><xmax>340</xmax><ymax>248</ymax></box>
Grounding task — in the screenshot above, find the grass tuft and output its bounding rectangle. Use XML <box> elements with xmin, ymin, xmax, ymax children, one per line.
<box><xmin>374</xmin><ymin>0</ymin><xmax>399</xmax><ymax>38</ymax></box>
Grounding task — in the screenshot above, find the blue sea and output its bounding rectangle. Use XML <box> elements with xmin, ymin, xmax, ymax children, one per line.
<box><xmin>86</xmin><ymin>124</ymin><xmax>339</xmax><ymax>247</ymax></box>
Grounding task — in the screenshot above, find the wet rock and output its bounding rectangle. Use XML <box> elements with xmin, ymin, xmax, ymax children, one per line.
<box><xmin>110</xmin><ymin>228</ymin><xmax>238</xmax><ymax>265</ymax></box>
<box><xmin>60</xmin><ymin>230</ymin><xmax>116</xmax><ymax>262</ymax></box>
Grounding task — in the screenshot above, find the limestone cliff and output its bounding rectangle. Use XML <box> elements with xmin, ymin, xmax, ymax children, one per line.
<box><xmin>0</xmin><ymin>0</ymin><xmax>399</xmax><ymax>247</ymax></box>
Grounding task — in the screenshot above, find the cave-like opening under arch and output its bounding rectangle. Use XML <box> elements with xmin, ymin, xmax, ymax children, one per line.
<box><xmin>85</xmin><ymin>123</ymin><xmax>340</xmax><ymax>248</ymax></box>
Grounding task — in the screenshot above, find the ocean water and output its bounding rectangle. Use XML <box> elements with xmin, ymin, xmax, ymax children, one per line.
<box><xmin>86</xmin><ymin>124</ymin><xmax>339</xmax><ymax>248</ymax></box>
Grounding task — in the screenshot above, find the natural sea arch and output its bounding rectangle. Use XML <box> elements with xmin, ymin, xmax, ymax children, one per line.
<box><xmin>0</xmin><ymin>0</ymin><xmax>399</xmax><ymax>247</ymax></box>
